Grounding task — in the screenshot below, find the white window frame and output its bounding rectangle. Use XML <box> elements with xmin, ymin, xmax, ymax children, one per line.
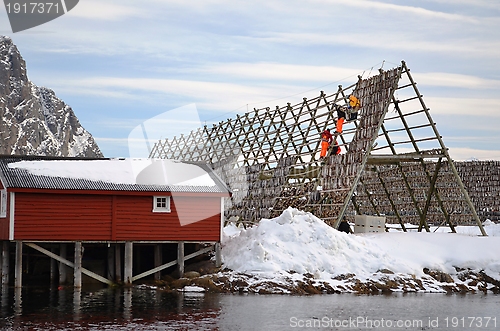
<box><xmin>153</xmin><ymin>196</ymin><xmax>171</xmax><ymax>213</ymax></box>
<box><xmin>0</xmin><ymin>189</ymin><xmax>6</xmax><ymax>218</ymax></box>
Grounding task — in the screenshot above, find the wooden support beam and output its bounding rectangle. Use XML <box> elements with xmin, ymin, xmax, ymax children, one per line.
<box><xmin>1</xmin><ymin>241</ymin><xmax>9</xmax><ymax>287</ymax></box>
<box><xmin>107</xmin><ymin>245</ymin><xmax>114</xmax><ymax>283</ymax></box>
<box><xmin>176</xmin><ymin>241</ymin><xmax>184</xmax><ymax>278</ymax></box>
<box><xmin>50</xmin><ymin>247</ymin><xmax>56</xmax><ymax>284</ymax></box>
<box><xmin>59</xmin><ymin>243</ymin><xmax>67</xmax><ymax>285</ymax></box>
<box><xmin>124</xmin><ymin>242</ymin><xmax>133</xmax><ymax>285</ymax></box>
<box><xmin>154</xmin><ymin>244</ymin><xmax>162</xmax><ymax>281</ymax></box>
<box><xmin>131</xmin><ymin>244</ymin><xmax>214</xmax><ymax>282</ymax></box>
<box><xmin>215</xmin><ymin>243</ymin><xmax>222</xmax><ymax>268</ymax></box>
<box><xmin>367</xmin><ymin>152</ymin><xmax>445</xmax><ymax>164</ymax></box>
<box><xmin>25</xmin><ymin>243</ymin><xmax>113</xmax><ymax>286</ymax></box>
<box><xmin>14</xmin><ymin>241</ymin><xmax>22</xmax><ymax>288</ymax></box>
<box><xmin>74</xmin><ymin>242</ymin><xmax>82</xmax><ymax>288</ymax></box>
<box><xmin>115</xmin><ymin>244</ymin><xmax>122</xmax><ymax>282</ymax></box>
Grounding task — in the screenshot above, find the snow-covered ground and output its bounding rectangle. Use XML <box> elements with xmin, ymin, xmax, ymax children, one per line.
<box><xmin>219</xmin><ymin>208</ymin><xmax>500</xmax><ymax>294</ymax></box>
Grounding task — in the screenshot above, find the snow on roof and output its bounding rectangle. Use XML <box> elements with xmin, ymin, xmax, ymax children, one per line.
<box><xmin>7</xmin><ymin>158</ymin><xmax>217</xmax><ymax>187</ymax></box>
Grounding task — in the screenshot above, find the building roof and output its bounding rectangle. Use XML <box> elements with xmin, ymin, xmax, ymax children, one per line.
<box><xmin>0</xmin><ymin>155</ymin><xmax>230</xmax><ymax>194</ymax></box>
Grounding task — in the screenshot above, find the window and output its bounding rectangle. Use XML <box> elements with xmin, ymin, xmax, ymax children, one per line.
<box><xmin>153</xmin><ymin>196</ymin><xmax>171</xmax><ymax>212</ymax></box>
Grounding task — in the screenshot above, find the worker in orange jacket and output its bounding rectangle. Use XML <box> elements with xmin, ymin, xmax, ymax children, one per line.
<box><xmin>335</xmin><ymin>94</ymin><xmax>361</xmax><ymax>134</ymax></box>
<box><xmin>320</xmin><ymin>129</ymin><xmax>333</xmax><ymax>159</ymax></box>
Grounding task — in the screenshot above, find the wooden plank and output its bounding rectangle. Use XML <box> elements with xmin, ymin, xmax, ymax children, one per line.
<box><xmin>25</xmin><ymin>243</ymin><xmax>113</xmax><ymax>286</ymax></box>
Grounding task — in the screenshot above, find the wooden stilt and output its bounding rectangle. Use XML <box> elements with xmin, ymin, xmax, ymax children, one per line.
<box><xmin>176</xmin><ymin>241</ymin><xmax>184</xmax><ymax>278</ymax></box>
<box><xmin>50</xmin><ymin>247</ymin><xmax>56</xmax><ymax>284</ymax></box>
<box><xmin>14</xmin><ymin>241</ymin><xmax>22</xmax><ymax>288</ymax></box>
<box><xmin>154</xmin><ymin>244</ymin><xmax>162</xmax><ymax>281</ymax></box>
<box><xmin>215</xmin><ymin>242</ymin><xmax>222</xmax><ymax>268</ymax></box>
<box><xmin>1</xmin><ymin>241</ymin><xmax>9</xmax><ymax>287</ymax></box>
<box><xmin>74</xmin><ymin>242</ymin><xmax>82</xmax><ymax>288</ymax></box>
<box><xmin>107</xmin><ymin>244</ymin><xmax>114</xmax><ymax>283</ymax></box>
<box><xmin>124</xmin><ymin>242</ymin><xmax>133</xmax><ymax>285</ymax></box>
<box><xmin>115</xmin><ymin>244</ymin><xmax>122</xmax><ymax>283</ymax></box>
<box><xmin>59</xmin><ymin>244</ymin><xmax>67</xmax><ymax>285</ymax></box>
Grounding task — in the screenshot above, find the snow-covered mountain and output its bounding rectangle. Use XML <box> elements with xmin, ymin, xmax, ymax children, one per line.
<box><xmin>0</xmin><ymin>36</ymin><xmax>103</xmax><ymax>157</ymax></box>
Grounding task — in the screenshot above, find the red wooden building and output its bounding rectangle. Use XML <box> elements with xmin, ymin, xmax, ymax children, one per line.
<box><xmin>0</xmin><ymin>155</ymin><xmax>230</xmax><ymax>287</ymax></box>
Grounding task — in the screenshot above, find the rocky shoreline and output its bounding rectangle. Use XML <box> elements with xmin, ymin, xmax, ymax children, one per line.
<box><xmin>140</xmin><ymin>264</ymin><xmax>500</xmax><ymax>295</ymax></box>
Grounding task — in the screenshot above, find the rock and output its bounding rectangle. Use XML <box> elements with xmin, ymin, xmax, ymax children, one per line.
<box><xmin>183</xmin><ymin>271</ymin><xmax>201</xmax><ymax>279</ymax></box>
<box><xmin>423</xmin><ymin>268</ymin><xmax>454</xmax><ymax>283</ymax></box>
<box><xmin>0</xmin><ymin>36</ymin><xmax>102</xmax><ymax>157</ymax></box>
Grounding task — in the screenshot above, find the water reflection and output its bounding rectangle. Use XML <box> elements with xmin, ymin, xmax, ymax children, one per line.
<box><xmin>73</xmin><ymin>288</ymin><xmax>81</xmax><ymax>321</ymax></box>
<box><xmin>0</xmin><ymin>286</ymin><xmax>498</xmax><ymax>330</ymax></box>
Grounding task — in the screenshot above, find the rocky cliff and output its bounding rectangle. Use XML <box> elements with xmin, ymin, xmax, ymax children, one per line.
<box><xmin>0</xmin><ymin>36</ymin><xmax>103</xmax><ymax>157</ymax></box>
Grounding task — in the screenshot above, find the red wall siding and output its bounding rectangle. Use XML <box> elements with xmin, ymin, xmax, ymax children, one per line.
<box><xmin>12</xmin><ymin>192</ymin><xmax>221</xmax><ymax>242</ymax></box>
<box><xmin>14</xmin><ymin>193</ymin><xmax>113</xmax><ymax>241</ymax></box>
<box><xmin>114</xmin><ymin>195</ymin><xmax>221</xmax><ymax>241</ymax></box>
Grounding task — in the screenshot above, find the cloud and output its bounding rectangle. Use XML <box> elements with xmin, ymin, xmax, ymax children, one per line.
<box><xmin>424</xmin><ymin>97</ymin><xmax>500</xmax><ymax>117</ymax></box>
<box><xmin>68</xmin><ymin>1</ymin><xmax>147</xmax><ymax>21</ymax></box>
<box><xmin>262</xmin><ymin>31</ymin><xmax>500</xmax><ymax>59</ymax></box>
<box><xmin>49</xmin><ymin>76</ymin><xmax>313</xmax><ymax>114</ymax></box>
<box><xmin>448</xmin><ymin>147</ymin><xmax>500</xmax><ymax>161</ymax></box>
<box><xmin>326</xmin><ymin>0</ymin><xmax>479</xmax><ymax>23</ymax></box>
<box><xmin>194</xmin><ymin>62</ymin><xmax>365</xmax><ymax>83</ymax></box>
<box><xmin>414</xmin><ymin>73</ymin><xmax>500</xmax><ymax>90</ymax></box>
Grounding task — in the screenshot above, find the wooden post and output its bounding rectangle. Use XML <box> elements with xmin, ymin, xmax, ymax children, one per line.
<box><xmin>59</xmin><ymin>244</ymin><xmax>67</xmax><ymax>285</ymax></box>
<box><xmin>124</xmin><ymin>242</ymin><xmax>133</xmax><ymax>285</ymax></box>
<box><xmin>176</xmin><ymin>241</ymin><xmax>184</xmax><ymax>278</ymax></box>
<box><xmin>154</xmin><ymin>244</ymin><xmax>162</xmax><ymax>281</ymax></box>
<box><xmin>73</xmin><ymin>288</ymin><xmax>82</xmax><ymax>321</ymax></box>
<box><xmin>215</xmin><ymin>242</ymin><xmax>222</xmax><ymax>268</ymax></box>
<box><xmin>115</xmin><ymin>244</ymin><xmax>122</xmax><ymax>283</ymax></box>
<box><xmin>107</xmin><ymin>244</ymin><xmax>115</xmax><ymax>283</ymax></box>
<box><xmin>50</xmin><ymin>247</ymin><xmax>56</xmax><ymax>284</ymax></box>
<box><xmin>14</xmin><ymin>241</ymin><xmax>22</xmax><ymax>288</ymax></box>
<box><xmin>1</xmin><ymin>241</ymin><xmax>9</xmax><ymax>287</ymax></box>
<box><xmin>74</xmin><ymin>242</ymin><xmax>82</xmax><ymax>288</ymax></box>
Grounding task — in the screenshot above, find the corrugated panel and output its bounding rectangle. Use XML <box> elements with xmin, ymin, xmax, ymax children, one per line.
<box><xmin>0</xmin><ymin>157</ymin><xmax>230</xmax><ymax>194</ymax></box>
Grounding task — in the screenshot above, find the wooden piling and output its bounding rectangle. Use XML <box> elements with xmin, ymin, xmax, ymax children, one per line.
<box><xmin>1</xmin><ymin>241</ymin><xmax>9</xmax><ymax>287</ymax></box>
<box><xmin>124</xmin><ymin>242</ymin><xmax>133</xmax><ymax>285</ymax></box>
<box><xmin>176</xmin><ymin>241</ymin><xmax>184</xmax><ymax>278</ymax></box>
<box><xmin>59</xmin><ymin>243</ymin><xmax>67</xmax><ymax>285</ymax></box>
<box><xmin>14</xmin><ymin>241</ymin><xmax>22</xmax><ymax>288</ymax></box>
<box><xmin>74</xmin><ymin>242</ymin><xmax>82</xmax><ymax>288</ymax></box>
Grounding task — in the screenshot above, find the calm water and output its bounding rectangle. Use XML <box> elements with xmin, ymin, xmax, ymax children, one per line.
<box><xmin>0</xmin><ymin>286</ymin><xmax>499</xmax><ymax>330</ymax></box>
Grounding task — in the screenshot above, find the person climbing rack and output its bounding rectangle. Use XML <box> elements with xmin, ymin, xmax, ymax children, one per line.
<box><xmin>319</xmin><ymin>128</ymin><xmax>333</xmax><ymax>159</ymax></box>
<box><xmin>334</xmin><ymin>94</ymin><xmax>362</xmax><ymax>134</ymax></box>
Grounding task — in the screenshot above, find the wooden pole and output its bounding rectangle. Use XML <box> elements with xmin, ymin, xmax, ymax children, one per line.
<box><xmin>50</xmin><ymin>247</ymin><xmax>56</xmax><ymax>285</ymax></box>
<box><xmin>107</xmin><ymin>244</ymin><xmax>114</xmax><ymax>283</ymax></box>
<box><xmin>154</xmin><ymin>244</ymin><xmax>162</xmax><ymax>281</ymax></box>
<box><xmin>124</xmin><ymin>242</ymin><xmax>133</xmax><ymax>285</ymax></box>
<box><xmin>115</xmin><ymin>244</ymin><xmax>122</xmax><ymax>283</ymax></box>
<box><xmin>59</xmin><ymin>243</ymin><xmax>67</xmax><ymax>285</ymax></box>
<box><xmin>14</xmin><ymin>241</ymin><xmax>22</xmax><ymax>288</ymax></box>
<box><xmin>176</xmin><ymin>241</ymin><xmax>184</xmax><ymax>278</ymax></box>
<box><xmin>1</xmin><ymin>241</ymin><xmax>9</xmax><ymax>287</ymax></box>
<box><xmin>215</xmin><ymin>242</ymin><xmax>222</xmax><ymax>268</ymax></box>
<box><xmin>74</xmin><ymin>242</ymin><xmax>82</xmax><ymax>289</ymax></box>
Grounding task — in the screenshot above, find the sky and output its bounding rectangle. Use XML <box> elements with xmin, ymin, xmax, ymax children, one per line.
<box><xmin>1</xmin><ymin>0</ymin><xmax>500</xmax><ymax>160</ymax></box>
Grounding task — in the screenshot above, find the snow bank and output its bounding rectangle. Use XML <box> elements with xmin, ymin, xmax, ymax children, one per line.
<box><xmin>222</xmin><ymin>208</ymin><xmax>500</xmax><ymax>289</ymax></box>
